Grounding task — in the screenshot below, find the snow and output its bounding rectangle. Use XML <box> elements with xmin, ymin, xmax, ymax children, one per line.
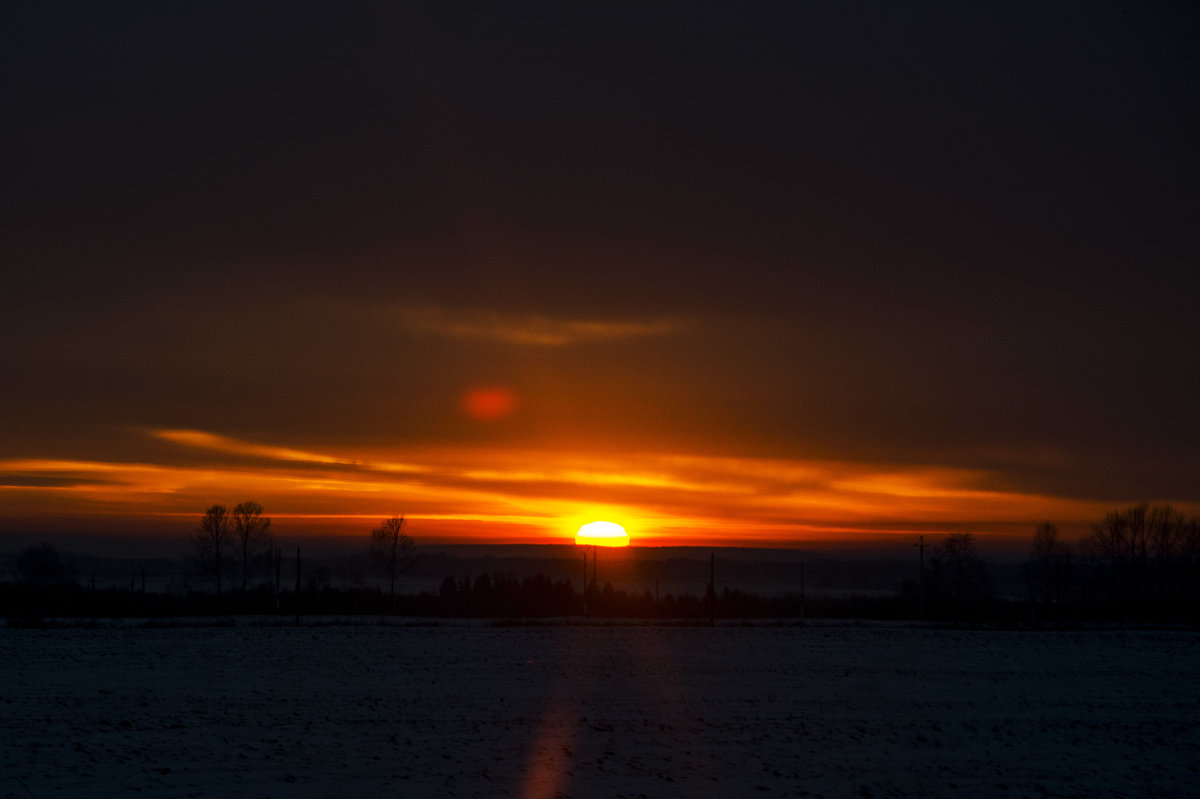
<box><xmin>3</xmin><ymin>622</ymin><xmax>1198</xmax><ymax>797</ymax></box>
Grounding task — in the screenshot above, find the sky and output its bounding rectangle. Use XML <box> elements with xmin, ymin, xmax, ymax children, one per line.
<box><xmin>3</xmin><ymin>2</ymin><xmax>1198</xmax><ymax>550</ymax></box>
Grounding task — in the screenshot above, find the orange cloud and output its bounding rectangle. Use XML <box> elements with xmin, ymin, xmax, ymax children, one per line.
<box><xmin>3</xmin><ymin>429</ymin><xmax>1161</xmax><ymax>548</ymax></box>
<box><xmin>152</xmin><ymin>429</ymin><xmax>361</xmax><ymax>466</ymax></box>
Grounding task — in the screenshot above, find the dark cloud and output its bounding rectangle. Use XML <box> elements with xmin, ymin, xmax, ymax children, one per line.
<box><xmin>7</xmin><ymin>3</ymin><xmax>1197</xmax><ymax>309</ymax></box>
<box><xmin>3</xmin><ymin>1</ymin><xmax>1198</xmax><ymax>528</ymax></box>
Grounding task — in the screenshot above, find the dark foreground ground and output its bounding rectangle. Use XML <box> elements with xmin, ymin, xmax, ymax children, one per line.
<box><xmin>3</xmin><ymin>622</ymin><xmax>1198</xmax><ymax>798</ymax></box>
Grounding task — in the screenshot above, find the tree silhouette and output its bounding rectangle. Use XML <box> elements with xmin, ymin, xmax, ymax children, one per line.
<box><xmin>1147</xmin><ymin>505</ymin><xmax>1185</xmax><ymax>600</ymax></box>
<box><xmin>191</xmin><ymin>505</ymin><xmax>232</xmax><ymax>595</ymax></box>
<box><xmin>232</xmin><ymin>501</ymin><xmax>272</xmax><ymax>592</ymax></box>
<box><xmin>1024</xmin><ymin>522</ymin><xmax>1073</xmax><ymax>620</ymax></box>
<box><xmin>928</xmin><ymin>532</ymin><xmax>992</xmax><ymax>618</ymax></box>
<box><xmin>1082</xmin><ymin>504</ymin><xmax>1200</xmax><ymax>611</ymax></box>
<box><xmin>368</xmin><ymin>515</ymin><xmax>416</xmax><ymax>605</ymax></box>
<box><xmin>16</xmin><ymin>542</ymin><xmax>68</xmax><ymax>585</ymax></box>
<box><xmin>1180</xmin><ymin>517</ymin><xmax>1200</xmax><ymax>604</ymax></box>
<box><xmin>1084</xmin><ymin>504</ymin><xmax>1149</xmax><ymax>606</ymax></box>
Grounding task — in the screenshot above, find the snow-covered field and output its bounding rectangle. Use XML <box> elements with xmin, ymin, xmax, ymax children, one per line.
<box><xmin>3</xmin><ymin>622</ymin><xmax>1198</xmax><ymax>798</ymax></box>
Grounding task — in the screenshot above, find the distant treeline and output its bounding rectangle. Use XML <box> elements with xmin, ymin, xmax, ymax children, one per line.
<box><xmin>3</xmin><ymin>504</ymin><xmax>1199</xmax><ymax>625</ymax></box>
<box><xmin>1022</xmin><ymin>504</ymin><xmax>1200</xmax><ymax>623</ymax></box>
<box><xmin>0</xmin><ymin>575</ymin><xmax>966</xmax><ymax>623</ymax></box>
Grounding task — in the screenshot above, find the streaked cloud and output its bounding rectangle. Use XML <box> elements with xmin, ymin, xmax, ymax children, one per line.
<box><xmin>151</xmin><ymin>429</ymin><xmax>423</xmax><ymax>474</ymax></box>
<box><xmin>2</xmin><ymin>431</ymin><xmax>1169</xmax><ymax>546</ymax></box>
<box><xmin>154</xmin><ymin>429</ymin><xmax>356</xmax><ymax>465</ymax></box>
<box><xmin>398</xmin><ymin>307</ymin><xmax>686</xmax><ymax>347</ymax></box>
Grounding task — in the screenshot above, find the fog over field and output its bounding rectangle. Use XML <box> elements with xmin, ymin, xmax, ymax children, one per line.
<box><xmin>4</xmin><ymin>624</ymin><xmax>1197</xmax><ymax>798</ymax></box>
<box><xmin>1</xmin><ymin>540</ymin><xmax>1028</xmax><ymax>599</ymax></box>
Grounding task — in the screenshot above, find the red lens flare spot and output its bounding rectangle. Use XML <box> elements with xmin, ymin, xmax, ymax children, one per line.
<box><xmin>462</xmin><ymin>387</ymin><xmax>518</xmax><ymax>421</ymax></box>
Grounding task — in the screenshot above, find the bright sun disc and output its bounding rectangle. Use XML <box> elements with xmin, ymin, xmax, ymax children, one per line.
<box><xmin>575</xmin><ymin>521</ymin><xmax>629</xmax><ymax>547</ymax></box>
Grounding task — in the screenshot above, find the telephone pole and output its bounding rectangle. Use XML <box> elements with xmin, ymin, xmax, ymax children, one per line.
<box><xmin>800</xmin><ymin>555</ymin><xmax>806</xmax><ymax>619</ymax></box>
<box><xmin>709</xmin><ymin>551</ymin><xmax>715</xmax><ymax>627</ymax></box>
<box><xmin>915</xmin><ymin>535</ymin><xmax>926</xmax><ymax>621</ymax></box>
<box><xmin>294</xmin><ymin>546</ymin><xmax>302</xmax><ymax>625</ymax></box>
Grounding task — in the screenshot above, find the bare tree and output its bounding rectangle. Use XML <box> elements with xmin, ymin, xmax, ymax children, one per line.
<box><xmin>1025</xmin><ymin>522</ymin><xmax>1073</xmax><ymax>616</ymax></box>
<box><xmin>1147</xmin><ymin>505</ymin><xmax>1184</xmax><ymax>599</ymax></box>
<box><xmin>1180</xmin><ymin>517</ymin><xmax>1200</xmax><ymax>603</ymax></box>
<box><xmin>368</xmin><ymin>515</ymin><xmax>416</xmax><ymax>604</ymax></box>
<box><xmin>928</xmin><ymin>532</ymin><xmax>992</xmax><ymax>617</ymax></box>
<box><xmin>1085</xmin><ymin>504</ymin><xmax>1155</xmax><ymax>605</ymax></box>
<box><xmin>16</xmin><ymin>542</ymin><xmax>69</xmax><ymax>585</ymax></box>
<box><xmin>1085</xmin><ymin>504</ymin><xmax>1194</xmax><ymax>606</ymax></box>
<box><xmin>191</xmin><ymin>504</ymin><xmax>232</xmax><ymax>595</ymax></box>
<box><xmin>232</xmin><ymin>501</ymin><xmax>272</xmax><ymax>592</ymax></box>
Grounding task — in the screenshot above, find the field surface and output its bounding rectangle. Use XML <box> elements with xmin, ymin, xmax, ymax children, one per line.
<box><xmin>3</xmin><ymin>622</ymin><xmax>1198</xmax><ymax>798</ymax></box>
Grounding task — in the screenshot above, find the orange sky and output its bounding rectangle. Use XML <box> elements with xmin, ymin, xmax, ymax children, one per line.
<box><xmin>4</xmin><ymin>6</ymin><xmax>1198</xmax><ymax>553</ymax></box>
<box><xmin>1</xmin><ymin>425</ymin><xmax>1171</xmax><ymax>549</ymax></box>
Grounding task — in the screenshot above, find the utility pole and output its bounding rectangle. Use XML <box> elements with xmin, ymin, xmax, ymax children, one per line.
<box><xmin>587</xmin><ymin>546</ymin><xmax>598</xmax><ymax>618</ymax></box>
<box><xmin>709</xmin><ymin>551</ymin><xmax>715</xmax><ymax>627</ymax></box>
<box><xmin>800</xmin><ymin>555</ymin><xmax>806</xmax><ymax>619</ymax></box>
<box><xmin>915</xmin><ymin>536</ymin><xmax>926</xmax><ymax>621</ymax></box>
<box><xmin>294</xmin><ymin>547</ymin><xmax>302</xmax><ymax>625</ymax></box>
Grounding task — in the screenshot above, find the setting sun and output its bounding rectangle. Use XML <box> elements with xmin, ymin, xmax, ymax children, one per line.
<box><xmin>575</xmin><ymin>521</ymin><xmax>630</xmax><ymax>547</ymax></box>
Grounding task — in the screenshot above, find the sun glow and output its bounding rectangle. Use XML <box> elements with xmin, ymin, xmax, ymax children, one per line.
<box><xmin>575</xmin><ymin>520</ymin><xmax>629</xmax><ymax>547</ymax></box>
